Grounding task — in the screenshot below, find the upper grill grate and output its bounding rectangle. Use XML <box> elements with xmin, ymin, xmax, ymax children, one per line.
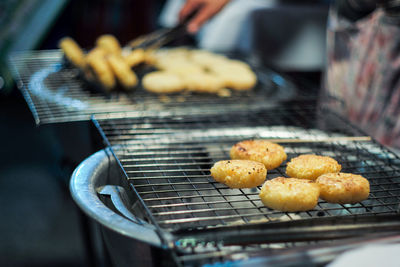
<box><xmin>9</xmin><ymin>50</ymin><xmax>299</xmax><ymax>125</ymax></box>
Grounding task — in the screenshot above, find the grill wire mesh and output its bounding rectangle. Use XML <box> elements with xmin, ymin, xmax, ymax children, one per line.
<box><xmin>94</xmin><ymin>103</ymin><xmax>400</xmax><ymax>265</ymax></box>
<box><xmin>9</xmin><ymin>50</ymin><xmax>298</xmax><ymax>125</ymax></box>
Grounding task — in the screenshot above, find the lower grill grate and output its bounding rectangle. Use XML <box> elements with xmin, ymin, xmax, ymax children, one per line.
<box><xmin>94</xmin><ymin>104</ymin><xmax>400</xmax><ymax>233</ymax></box>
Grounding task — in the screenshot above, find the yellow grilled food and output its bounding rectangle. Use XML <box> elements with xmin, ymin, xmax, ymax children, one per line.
<box><xmin>316</xmin><ymin>172</ymin><xmax>370</xmax><ymax>204</ymax></box>
<box><xmin>142</xmin><ymin>71</ymin><xmax>185</xmax><ymax>94</ymax></box>
<box><xmin>286</xmin><ymin>154</ymin><xmax>341</xmax><ymax>180</ymax></box>
<box><xmin>96</xmin><ymin>34</ymin><xmax>121</xmax><ymax>55</ymax></box>
<box><xmin>107</xmin><ymin>54</ymin><xmax>138</xmax><ymax>90</ymax></box>
<box><xmin>210</xmin><ymin>160</ymin><xmax>267</xmax><ymax>188</ymax></box>
<box><xmin>230</xmin><ymin>140</ymin><xmax>287</xmax><ymax>170</ymax></box>
<box><xmin>259</xmin><ymin>177</ymin><xmax>320</xmax><ymax>212</ymax></box>
<box><xmin>58</xmin><ymin>37</ymin><xmax>86</xmax><ymax>69</ymax></box>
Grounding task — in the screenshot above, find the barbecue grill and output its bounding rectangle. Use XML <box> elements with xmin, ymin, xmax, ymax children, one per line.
<box><xmin>9</xmin><ymin>50</ymin><xmax>298</xmax><ymax>125</ymax></box>
<box><xmin>9</xmin><ymin>48</ymin><xmax>400</xmax><ymax>266</ymax></box>
<box><xmin>71</xmin><ymin>102</ymin><xmax>400</xmax><ymax>266</ymax></box>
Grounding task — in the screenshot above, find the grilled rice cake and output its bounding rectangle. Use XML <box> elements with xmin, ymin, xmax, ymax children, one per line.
<box><xmin>142</xmin><ymin>71</ymin><xmax>185</xmax><ymax>93</ymax></box>
<box><xmin>286</xmin><ymin>154</ymin><xmax>341</xmax><ymax>180</ymax></box>
<box><xmin>230</xmin><ymin>140</ymin><xmax>287</xmax><ymax>170</ymax></box>
<box><xmin>316</xmin><ymin>172</ymin><xmax>370</xmax><ymax>204</ymax></box>
<box><xmin>259</xmin><ymin>177</ymin><xmax>320</xmax><ymax>212</ymax></box>
<box><xmin>210</xmin><ymin>160</ymin><xmax>267</xmax><ymax>188</ymax></box>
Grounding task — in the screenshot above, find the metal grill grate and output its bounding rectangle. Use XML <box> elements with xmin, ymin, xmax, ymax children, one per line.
<box><xmin>94</xmin><ymin>104</ymin><xmax>400</xmax><ymax>234</ymax></box>
<box><xmin>9</xmin><ymin>50</ymin><xmax>299</xmax><ymax>125</ymax></box>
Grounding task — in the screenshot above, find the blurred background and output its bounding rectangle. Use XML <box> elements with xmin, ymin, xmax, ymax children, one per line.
<box><xmin>0</xmin><ymin>0</ymin><xmax>328</xmax><ymax>266</ymax></box>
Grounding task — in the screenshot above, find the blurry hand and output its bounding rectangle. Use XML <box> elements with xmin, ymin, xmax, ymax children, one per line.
<box><xmin>179</xmin><ymin>0</ymin><xmax>231</xmax><ymax>34</ymax></box>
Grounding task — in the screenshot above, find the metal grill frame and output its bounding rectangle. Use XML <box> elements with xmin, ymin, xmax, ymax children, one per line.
<box><xmin>9</xmin><ymin>49</ymin><xmax>301</xmax><ymax>125</ymax></box>
<box><xmin>93</xmin><ymin>104</ymin><xmax>400</xmax><ymax>264</ymax></box>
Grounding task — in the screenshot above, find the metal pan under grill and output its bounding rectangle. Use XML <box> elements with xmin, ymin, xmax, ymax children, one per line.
<box><xmin>72</xmin><ymin>103</ymin><xmax>400</xmax><ymax>266</ymax></box>
<box><xmin>9</xmin><ymin>50</ymin><xmax>299</xmax><ymax>125</ymax></box>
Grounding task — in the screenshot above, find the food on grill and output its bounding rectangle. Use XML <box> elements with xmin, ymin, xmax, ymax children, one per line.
<box><xmin>58</xmin><ymin>35</ymin><xmax>256</xmax><ymax>95</ymax></box>
<box><xmin>58</xmin><ymin>35</ymin><xmax>146</xmax><ymax>92</ymax></box>
<box><xmin>208</xmin><ymin>61</ymin><xmax>257</xmax><ymax>91</ymax></box>
<box><xmin>316</xmin><ymin>172</ymin><xmax>370</xmax><ymax>204</ymax></box>
<box><xmin>150</xmin><ymin>48</ymin><xmax>257</xmax><ymax>93</ymax></box>
<box><xmin>286</xmin><ymin>154</ymin><xmax>342</xmax><ymax>180</ymax></box>
<box><xmin>183</xmin><ymin>72</ymin><xmax>225</xmax><ymax>93</ymax></box>
<box><xmin>189</xmin><ymin>49</ymin><xmax>228</xmax><ymax>67</ymax></box>
<box><xmin>230</xmin><ymin>140</ymin><xmax>287</xmax><ymax>170</ymax></box>
<box><xmin>210</xmin><ymin>160</ymin><xmax>267</xmax><ymax>188</ymax></box>
<box><xmin>58</xmin><ymin>37</ymin><xmax>86</xmax><ymax>69</ymax></box>
<box><xmin>86</xmin><ymin>49</ymin><xmax>116</xmax><ymax>91</ymax></box>
<box><xmin>259</xmin><ymin>177</ymin><xmax>320</xmax><ymax>212</ymax></box>
<box><xmin>107</xmin><ymin>54</ymin><xmax>138</xmax><ymax>90</ymax></box>
<box><xmin>96</xmin><ymin>34</ymin><xmax>122</xmax><ymax>55</ymax></box>
<box><xmin>142</xmin><ymin>71</ymin><xmax>185</xmax><ymax>93</ymax></box>
<box><xmin>124</xmin><ymin>48</ymin><xmax>146</xmax><ymax>67</ymax></box>
<box><xmin>159</xmin><ymin>61</ymin><xmax>204</xmax><ymax>76</ymax></box>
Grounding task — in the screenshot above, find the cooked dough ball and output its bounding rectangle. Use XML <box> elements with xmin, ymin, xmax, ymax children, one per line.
<box><xmin>142</xmin><ymin>71</ymin><xmax>185</xmax><ymax>93</ymax></box>
<box><xmin>259</xmin><ymin>177</ymin><xmax>320</xmax><ymax>212</ymax></box>
<box><xmin>124</xmin><ymin>48</ymin><xmax>146</xmax><ymax>67</ymax></box>
<box><xmin>316</xmin><ymin>173</ymin><xmax>370</xmax><ymax>204</ymax></box>
<box><xmin>96</xmin><ymin>34</ymin><xmax>121</xmax><ymax>55</ymax></box>
<box><xmin>286</xmin><ymin>154</ymin><xmax>342</xmax><ymax>180</ymax></box>
<box><xmin>58</xmin><ymin>37</ymin><xmax>86</xmax><ymax>68</ymax></box>
<box><xmin>86</xmin><ymin>49</ymin><xmax>116</xmax><ymax>91</ymax></box>
<box><xmin>183</xmin><ymin>72</ymin><xmax>224</xmax><ymax>93</ymax></box>
<box><xmin>230</xmin><ymin>140</ymin><xmax>287</xmax><ymax>170</ymax></box>
<box><xmin>107</xmin><ymin>54</ymin><xmax>138</xmax><ymax>90</ymax></box>
<box><xmin>210</xmin><ymin>160</ymin><xmax>267</xmax><ymax>188</ymax></box>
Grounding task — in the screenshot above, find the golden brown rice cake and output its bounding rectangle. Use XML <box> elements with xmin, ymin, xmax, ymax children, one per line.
<box><xmin>286</xmin><ymin>154</ymin><xmax>341</xmax><ymax>180</ymax></box>
<box><xmin>259</xmin><ymin>177</ymin><xmax>320</xmax><ymax>212</ymax></box>
<box><xmin>230</xmin><ymin>140</ymin><xmax>287</xmax><ymax>170</ymax></box>
<box><xmin>316</xmin><ymin>172</ymin><xmax>370</xmax><ymax>204</ymax></box>
<box><xmin>210</xmin><ymin>160</ymin><xmax>267</xmax><ymax>188</ymax></box>
<box><xmin>142</xmin><ymin>71</ymin><xmax>185</xmax><ymax>94</ymax></box>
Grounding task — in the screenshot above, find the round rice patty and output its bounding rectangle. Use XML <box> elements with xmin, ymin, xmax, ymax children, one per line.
<box><xmin>183</xmin><ymin>72</ymin><xmax>224</xmax><ymax>93</ymax></box>
<box><xmin>142</xmin><ymin>71</ymin><xmax>185</xmax><ymax>93</ymax></box>
<box><xmin>259</xmin><ymin>177</ymin><xmax>320</xmax><ymax>212</ymax></box>
<box><xmin>316</xmin><ymin>172</ymin><xmax>370</xmax><ymax>204</ymax></box>
<box><xmin>286</xmin><ymin>154</ymin><xmax>341</xmax><ymax>180</ymax></box>
<box><xmin>210</xmin><ymin>160</ymin><xmax>267</xmax><ymax>188</ymax></box>
<box><xmin>230</xmin><ymin>140</ymin><xmax>287</xmax><ymax>170</ymax></box>
<box><xmin>209</xmin><ymin>61</ymin><xmax>257</xmax><ymax>91</ymax></box>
